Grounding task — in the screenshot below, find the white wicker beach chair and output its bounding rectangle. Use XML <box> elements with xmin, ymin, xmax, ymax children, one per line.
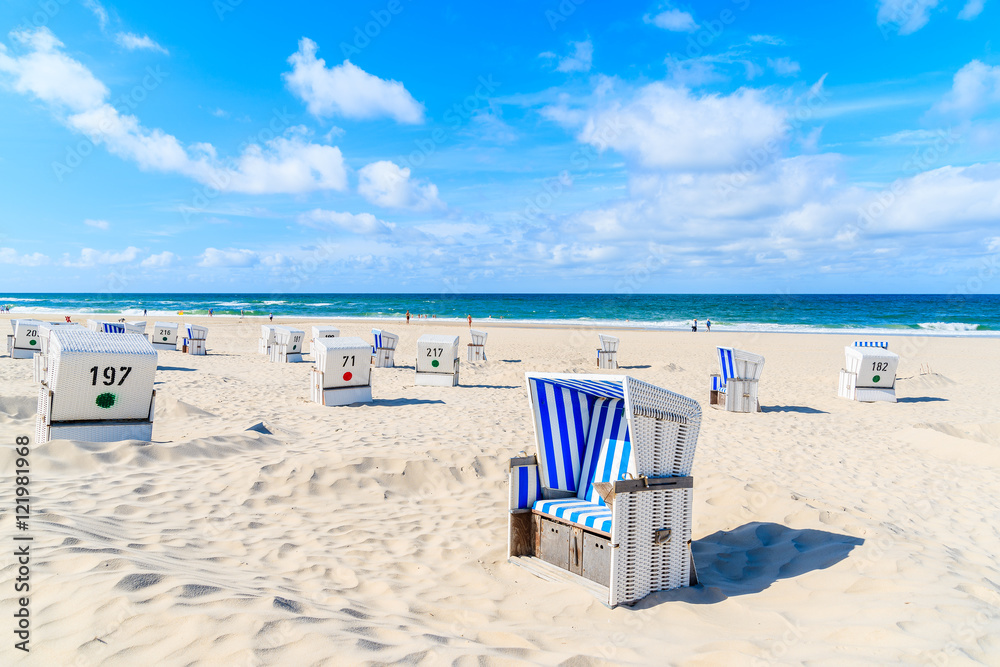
<box><xmin>150</xmin><ymin>322</ymin><xmax>178</xmax><ymax>352</ymax></box>
<box><xmin>597</xmin><ymin>334</ymin><xmax>619</xmax><ymax>369</ymax></box>
<box><xmin>708</xmin><ymin>347</ymin><xmax>765</xmax><ymax>413</ymax></box>
<box><xmin>7</xmin><ymin>319</ymin><xmax>44</xmax><ymax>359</ymax></box>
<box><xmin>270</xmin><ymin>326</ymin><xmax>305</xmax><ymax>363</ymax></box>
<box><xmin>36</xmin><ymin>328</ymin><xmax>157</xmax><ymax>444</ymax></box>
<box><xmin>839</xmin><ymin>344</ymin><xmax>898</xmax><ymax>403</ymax></box>
<box><xmin>259</xmin><ymin>325</ymin><xmax>278</xmax><ymax>355</ymax></box>
<box><xmin>415</xmin><ymin>334</ymin><xmax>460</xmax><ymax>386</ymax></box>
<box><xmin>310</xmin><ymin>325</ymin><xmax>340</xmax><ymax>353</ymax></box>
<box><xmin>508</xmin><ymin>373</ymin><xmax>701</xmax><ymax>607</ymax></box>
<box><xmin>180</xmin><ymin>323</ymin><xmax>208</xmax><ymax>355</ymax></box>
<box><xmin>468</xmin><ymin>329</ymin><xmax>488</xmax><ymax>362</ymax></box>
<box><xmin>85</xmin><ymin>319</ymin><xmax>104</xmax><ymax>333</ymax></box>
<box><xmin>311</xmin><ymin>336</ymin><xmax>373</xmax><ymax>406</ymax></box>
<box><xmin>371</xmin><ymin>329</ymin><xmax>399</xmax><ymax>368</ymax></box>
<box><xmin>127</xmin><ymin>321</ymin><xmax>147</xmax><ymax>336</ymax></box>
<box><xmin>34</xmin><ymin>322</ymin><xmax>85</xmax><ymax>383</ymax></box>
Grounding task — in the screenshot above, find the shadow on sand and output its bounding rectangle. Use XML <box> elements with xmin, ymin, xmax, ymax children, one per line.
<box><xmin>635</xmin><ymin>522</ymin><xmax>863</xmax><ymax>606</ymax></box>
<box><xmin>898</xmin><ymin>396</ymin><xmax>948</xmax><ymax>403</ymax></box>
<box><xmin>760</xmin><ymin>405</ymin><xmax>828</xmax><ymax>414</ymax></box>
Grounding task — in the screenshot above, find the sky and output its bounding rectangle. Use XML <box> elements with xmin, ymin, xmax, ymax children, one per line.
<box><xmin>0</xmin><ymin>0</ymin><xmax>998</xmax><ymax>294</ymax></box>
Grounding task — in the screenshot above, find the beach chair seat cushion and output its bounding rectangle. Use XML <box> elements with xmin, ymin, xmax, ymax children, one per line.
<box><xmin>533</xmin><ymin>498</ymin><xmax>612</xmax><ymax>534</ymax></box>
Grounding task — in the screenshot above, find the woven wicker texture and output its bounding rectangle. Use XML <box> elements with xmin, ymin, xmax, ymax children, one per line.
<box><xmin>416</xmin><ymin>334</ymin><xmax>460</xmax><ymax>374</ymax></box>
<box><xmin>844</xmin><ymin>346</ymin><xmax>898</xmax><ymax>387</ymax></box>
<box><xmin>152</xmin><ymin>322</ymin><xmax>179</xmax><ymax>345</ymax></box>
<box><xmin>45</xmin><ymin>329</ymin><xmax>157</xmax><ymax>421</ymax></box>
<box><xmin>315</xmin><ymin>337</ymin><xmax>371</xmax><ymax>388</ymax></box>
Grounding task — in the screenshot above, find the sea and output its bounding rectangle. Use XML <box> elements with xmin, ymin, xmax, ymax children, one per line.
<box><xmin>0</xmin><ymin>293</ymin><xmax>997</xmax><ymax>337</ymax></box>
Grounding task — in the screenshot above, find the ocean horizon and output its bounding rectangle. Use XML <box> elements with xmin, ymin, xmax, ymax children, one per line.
<box><xmin>2</xmin><ymin>292</ymin><xmax>998</xmax><ymax>337</ymax></box>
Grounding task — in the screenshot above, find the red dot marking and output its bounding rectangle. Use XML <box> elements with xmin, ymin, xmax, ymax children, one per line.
<box><xmin>343</xmin><ymin>372</ymin><xmax>353</xmax><ymax>381</ymax></box>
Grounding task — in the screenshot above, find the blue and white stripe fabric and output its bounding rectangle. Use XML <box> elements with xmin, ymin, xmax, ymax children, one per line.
<box><xmin>537</xmin><ymin>377</ymin><xmax>625</xmax><ymax>400</ymax></box>
<box><xmin>102</xmin><ymin>322</ymin><xmax>126</xmax><ymax>334</ymax></box>
<box><xmin>718</xmin><ymin>347</ymin><xmax>736</xmax><ymax>383</ymax></box>
<box><xmin>711</xmin><ymin>375</ymin><xmax>725</xmax><ymax>392</ymax></box>
<box><xmin>372</xmin><ymin>329</ymin><xmax>382</xmax><ymax>354</ymax></box>
<box><xmin>531</xmin><ymin>379</ymin><xmax>592</xmax><ymax>492</ymax></box>
<box><xmin>510</xmin><ymin>464</ymin><xmax>541</xmax><ymax>510</ymax></box>
<box><xmin>577</xmin><ymin>398</ymin><xmax>631</xmax><ymax>504</ymax></box>
<box><xmin>854</xmin><ymin>341</ymin><xmax>888</xmax><ymax>349</ymax></box>
<box><xmin>533</xmin><ymin>498</ymin><xmax>612</xmax><ymax>534</ymax></box>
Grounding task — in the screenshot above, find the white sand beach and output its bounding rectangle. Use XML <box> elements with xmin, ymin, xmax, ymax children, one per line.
<box><xmin>3</xmin><ymin>314</ymin><xmax>1000</xmax><ymax>665</ymax></box>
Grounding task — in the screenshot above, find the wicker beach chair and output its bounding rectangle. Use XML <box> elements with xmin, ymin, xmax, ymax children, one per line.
<box><xmin>508</xmin><ymin>373</ymin><xmax>701</xmax><ymax>607</ymax></box>
<box><xmin>467</xmin><ymin>329</ymin><xmax>488</xmax><ymax>362</ymax></box>
<box><xmin>35</xmin><ymin>328</ymin><xmax>157</xmax><ymax>444</ymax></box>
<box><xmin>33</xmin><ymin>322</ymin><xmax>85</xmax><ymax>383</ymax></box>
<box><xmin>311</xmin><ymin>336</ymin><xmax>373</xmax><ymax>406</ymax></box>
<box><xmin>839</xmin><ymin>343</ymin><xmax>898</xmax><ymax>402</ymax></box>
<box><xmin>7</xmin><ymin>319</ymin><xmax>44</xmax><ymax>359</ymax></box>
<box><xmin>149</xmin><ymin>322</ymin><xmax>179</xmax><ymax>352</ymax></box>
<box><xmin>597</xmin><ymin>334</ymin><xmax>619</xmax><ymax>369</ymax></box>
<box><xmin>709</xmin><ymin>347</ymin><xmax>764</xmax><ymax>413</ymax></box>
<box><xmin>181</xmin><ymin>324</ymin><xmax>208</xmax><ymax>355</ymax></box>
<box><xmin>310</xmin><ymin>325</ymin><xmax>340</xmax><ymax>353</ymax></box>
<box><xmin>371</xmin><ymin>329</ymin><xmax>399</xmax><ymax>368</ymax></box>
<box><xmin>416</xmin><ymin>334</ymin><xmax>460</xmax><ymax>386</ymax></box>
<box><xmin>270</xmin><ymin>326</ymin><xmax>305</xmax><ymax>363</ymax></box>
<box><xmin>259</xmin><ymin>325</ymin><xmax>278</xmax><ymax>355</ymax></box>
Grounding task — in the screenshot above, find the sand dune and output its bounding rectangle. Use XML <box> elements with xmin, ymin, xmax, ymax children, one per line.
<box><xmin>2</xmin><ymin>315</ymin><xmax>999</xmax><ymax>665</ymax></box>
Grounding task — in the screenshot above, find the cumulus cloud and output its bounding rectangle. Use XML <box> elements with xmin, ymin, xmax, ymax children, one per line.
<box><xmin>64</xmin><ymin>246</ymin><xmax>141</xmax><ymax>267</ymax></box>
<box><xmin>115</xmin><ymin>32</ymin><xmax>168</xmax><ymax>54</ymax></box>
<box><xmin>284</xmin><ymin>37</ymin><xmax>423</xmax><ymax>123</ymax></box>
<box><xmin>300</xmin><ymin>209</ymin><xmax>396</xmax><ymax>235</ymax></box>
<box><xmin>876</xmin><ymin>0</ymin><xmax>940</xmax><ymax>35</ymax></box>
<box><xmin>0</xmin><ymin>28</ymin><xmax>347</xmax><ymax>195</ymax></box>
<box><xmin>552</xmin><ymin>40</ymin><xmax>593</xmax><ymax>73</ymax></box>
<box><xmin>958</xmin><ymin>0</ymin><xmax>987</xmax><ymax>19</ymax></box>
<box><xmin>768</xmin><ymin>57</ymin><xmax>800</xmax><ymax>77</ymax></box>
<box><xmin>644</xmin><ymin>9</ymin><xmax>698</xmax><ymax>32</ymax></box>
<box><xmin>935</xmin><ymin>60</ymin><xmax>1000</xmax><ymax>116</ymax></box>
<box><xmin>198</xmin><ymin>248</ymin><xmax>259</xmax><ymax>268</ymax></box>
<box><xmin>357</xmin><ymin>161</ymin><xmax>444</xmax><ymax>210</ymax></box>
<box><xmin>84</xmin><ymin>218</ymin><xmax>110</xmax><ymax>230</ymax></box>
<box><xmin>542</xmin><ymin>80</ymin><xmax>788</xmax><ymax>170</ymax></box>
<box><xmin>141</xmin><ymin>251</ymin><xmax>176</xmax><ymax>268</ymax></box>
<box><xmin>0</xmin><ymin>247</ymin><xmax>49</xmax><ymax>266</ymax></box>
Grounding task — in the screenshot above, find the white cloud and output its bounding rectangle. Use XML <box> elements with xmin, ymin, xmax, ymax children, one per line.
<box><xmin>115</xmin><ymin>32</ymin><xmax>168</xmax><ymax>55</ymax></box>
<box><xmin>749</xmin><ymin>34</ymin><xmax>784</xmax><ymax>45</ymax></box>
<box><xmin>64</xmin><ymin>246</ymin><xmax>141</xmax><ymax>267</ymax></box>
<box><xmin>0</xmin><ymin>29</ymin><xmax>347</xmax><ymax>195</ymax></box>
<box><xmin>84</xmin><ymin>218</ymin><xmax>110</xmax><ymax>230</ymax></box>
<box><xmin>876</xmin><ymin>0</ymin><xmax>940</xmax><ymax>35</ymax></box>
<box><xmin>767</xmin><ymin>57</ymin><xmax>800</xmax><ymax>77</ymax></box>
<box><xmin>554</xmin><ymin>40</ymin><xmax>593</xmax><ymax>73</ymax></box>
<box><xmin>357</xmin><ymin>161</ymin><xmax>444</xmax><ymax>210</ymax></box>
<box><xmin>935</xmin><ymin>60</ymin><xmax>1000</xmax><ymax>116</ymax></box>
<box><xmin>284</xmin><ymin>38</ymin><xmax>424</xmax><ymax>123</ymax></box>
<box><xmin>141</xmin><ymin>251</ymin><xmax>176</xmax><ymax>268</ymax></box>
<box><xmin>198</xmin><ymin>248</ymin><xmax>259</xmax><ymax>268</ymax></box>
<box><xmin>300</xmin><ymin>209</ymin><xmax>396</xmax><ymax>235</ymax></box>
<box><xmin>542</xmin><ymin>80</ymin><xmax>787</xmax><ymax>170</ymax></box>
<box><xmin>958</xmin><ymin>0</ymin><xmax>987</xmax><ymax>19</ymax></box>
<box><xmin>0</xmin><ymin>247</ymin><xmax>49</xmax><ymax>266</ymax></box>
<box><xmin>83</xmin><ymin>0</ymin><xmax>109</xmax><ymax>30</ymax></box>
<box><xmin>645</xmin><ymin>9</ymin><xmax>698</xmax><ymax>32</ymax></box>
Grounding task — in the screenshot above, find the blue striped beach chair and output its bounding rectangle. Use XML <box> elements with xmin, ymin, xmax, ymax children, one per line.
<box><xmin>853</xmin><ymin>340</ymin><xmax>888</xmax><ymax>349</ymax></box>
<box><xmin>839</xmin><ymin>345</ymin><xmax>899</xmax><ymax>403</ymax></box>
<box><xmin>709</xmin><ymin>346</ymin><xmax>764</xmax><ymax>412</ymax></box>
<box><xmin>509</xmin><ymin>372</ymin><xmax>701</xmax><ymax>607</ymax></box>
<box><xmin>371</xmin><ymin>328</ymin><xmax>398</xmax><ymax>368</ymax></box>
<box><xmin>181</xmin><ymin>323</ymin><xmax>208</xmax><ymax>355</ymax></box>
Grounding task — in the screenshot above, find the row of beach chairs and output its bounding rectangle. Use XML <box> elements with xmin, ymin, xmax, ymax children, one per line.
<box><xmin>6</xmin><ymin>318</ymin><xmax>906</xmax><ymax>608</ymax></box>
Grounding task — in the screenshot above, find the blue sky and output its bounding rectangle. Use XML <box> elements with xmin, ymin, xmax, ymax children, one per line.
<box><xmin>0</xmin><ymin>0</ymin><xmax>998</xmax><ymax>294</ymax></box>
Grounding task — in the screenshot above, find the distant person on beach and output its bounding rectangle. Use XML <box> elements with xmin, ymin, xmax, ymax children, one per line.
<box><xmin>269</xmin><ymin>312</ymin><xmax>273</xmax><ymax>322</ymax></box>
<box><xmin>467</xmin><ymin>315</ymin><xmax>472</xmax><ymax>327</ymax></box>
<box><xmin>692</xmin><ymin>319</ymin><xmax>698</xmax><ymax>332</ymax></box>
<box><xmin>706</xmin><ymin>319</ymin><xmax>711</xmax><ymax>332</ymax></box>
<box><xmin>143</xmin><ymin>309</ymin><xmax>147</xmax><ymax>316</ymax></box>
<box><xmin>209</xmin><ymin>309</ymin><xmax>213</xmax><ymax>317</ymax></box>
<box><xmin>406</xmin><ymin>310</ymin><xmax>411</xmax><ymax>324</ymax></box>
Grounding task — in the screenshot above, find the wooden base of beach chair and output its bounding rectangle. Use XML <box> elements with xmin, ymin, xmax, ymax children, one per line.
<box><xmin>415</xmin><ymin>371</ymin><xmax>459</xmax><ymax>387</ymax></box>
<box><xmin>467</xmin><ymin>344</ymin><xmax>486</xmax><ymax>362</ymax></box>
<box><xmin>838</xmin><ymin>370</ymin><xmax>896</xmax><ymax>402</ymax></box>
<box><xmin>36</xmin><ymin>388</ymin><xmax>156</xmax><ymax>444</ymax></box>
<box><xmin>724</xmin><ymin>379</ymin><xmax>759</xmax><ymax>413</ymax></box>
<box><xmin>372</xmin><ymin>349</ymin><xmax>395</xmax><ymax>368</ymax></box>
<box><xmin>597</xmin><ymin>350</ymin><xmax>618</xmax><ymax>369</ymax></box>
<box><xmin>311</xmin><ymin>384</ymin><xmax>372</xmax><ymax>406</ymax></box>
<box><xmin>10</xmin><ymin>348</ymin><xmax>34</xmax><ymax>360</ymax></box>
<box><xmin>187</xmin><ymin>339</ymin><xmax>206</xmax><ymax>355</ymax></box>
<box><xmin>151</xmin><ymin>342</ymin><xmax>175</xmax><ymax>352</ymax></box>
